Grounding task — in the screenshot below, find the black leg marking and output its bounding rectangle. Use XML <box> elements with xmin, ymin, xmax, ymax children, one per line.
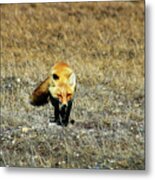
<box><xmin>49</xmin><ymin>95</ymin><xmax>60</xmax><ymax>125</ymax></box>
<box><xmin>60</xmin><ymin>101</ymin><xmax>72</xmax><ymax>126</ymax></box>
<box><xmin>49</xmin><ymin>95</ymin><xmax>73</xmax><ymax>127</ymax></box>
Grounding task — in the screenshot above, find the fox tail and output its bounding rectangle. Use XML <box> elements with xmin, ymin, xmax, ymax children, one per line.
<box><xmin>29</xmin><ymin>77</ymin><xmax>51</xmax><ymax>106</ymax></box>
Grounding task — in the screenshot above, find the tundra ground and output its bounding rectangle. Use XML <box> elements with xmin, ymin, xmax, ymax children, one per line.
<box><xmin>0</xmin><ymin>1</ymin><xmax>144</xmax><ymax>169</ymax></box>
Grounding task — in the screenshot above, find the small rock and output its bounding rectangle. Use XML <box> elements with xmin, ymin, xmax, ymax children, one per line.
<box><xmin>76</xmin><ymin>135</ymin><xmax>80</xmax><ymax>139</ymax></box>
<box><xmin>76</xmin><ymin>153</ymin><xmax>79</xmax><ymax>157</ymax></box>
<box><xmin>118</xmin><ymin>102</ymin><xmax>123</xmax><ymax>106</ymax></box>
<box><xmin>134</xmin><ymin>103</ymin><xmax>140</xmax><ymax>108</ymax></box>
<box><xmin>12</xmin><ymin>139</ymin><xmax>16</xmax><ymax>144</ymax></box>
<box><xmin>16</xmin><ymin>78</ymin><xmax>21</xmax><ymax>83</ymax></box>
<box><xmin>21</xmin><ymin>127</ymin><xmax>30</xmax><ymax>133</ymax></box>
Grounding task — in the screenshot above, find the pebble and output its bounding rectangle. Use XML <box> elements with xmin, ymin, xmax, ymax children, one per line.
<box><xmin>118</xmin><ymin>102</ymin><xmax>123</xmax><ymax>106</ymax></box>
<box><xmin>16</xmin><ymin>78</ymin><xmax>21</xmax><ymax>83</ymax></box>
<box><xmin>22</xmin><ymin>127</ymin><xmax>30</xmax><ymax>133</ymax></box>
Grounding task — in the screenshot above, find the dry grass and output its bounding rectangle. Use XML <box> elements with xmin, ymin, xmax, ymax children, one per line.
<box><xmin>0</xmin><ymin>1</ymin><xmax>144</xmax><ymax>169</ymax></box>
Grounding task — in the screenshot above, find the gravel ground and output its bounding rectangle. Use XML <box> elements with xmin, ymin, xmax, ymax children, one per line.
<box><xmin>0</xmin><ymin>1</ymin><xmax>144</xmax><ymax>169</ymax></box>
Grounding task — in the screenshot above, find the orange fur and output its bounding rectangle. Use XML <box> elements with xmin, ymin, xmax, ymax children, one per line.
<box><xmin>30</xmin><ymin>62</ymin><xmax>76</xmax><ymax>126</ymax></box>
<box><xmin>30</xmin><ymin>62</ymin><xmax>76</xmax><ymax>106</ymax></box>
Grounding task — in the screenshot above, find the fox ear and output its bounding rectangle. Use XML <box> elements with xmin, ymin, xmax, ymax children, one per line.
<box><xmin>69</xmin><ymin>73</ymin><xmax>76</xmax><ymax>88</ymax></box>
<box><xmin>52</xmin><ymin>73</ymin><xmax>59</xmax><ymax>80</ymax></box>
<box><xmin>50</xmin><ymin>73</ymin><xmax>59</xmax><ymax>87</ymax></box>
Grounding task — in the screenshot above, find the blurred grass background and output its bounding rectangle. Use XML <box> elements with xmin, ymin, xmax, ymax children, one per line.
<box><xmin>0</xmin><ymin>1</ymin><xmax>144</xmax><ymax>169</ymax></box>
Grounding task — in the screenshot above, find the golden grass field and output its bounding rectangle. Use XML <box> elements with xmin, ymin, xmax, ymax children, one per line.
<box><xmin>0</xmin><ymin>1</ymin><xmax>144</xmax><ymax>169</ymax></box>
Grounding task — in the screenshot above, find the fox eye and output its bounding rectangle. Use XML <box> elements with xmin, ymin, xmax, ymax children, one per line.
<box><xmin>52</xmin><ymin>74</ymin><xmax>59</xmax><ymax>80</ymax></box>
<box><xmin>57</xmin><ymin>94</ymin><xmax>62</xmax><ymax>98</ymax></box>
<box><xmin>67</xmin><ymin>93</ymin><xmax>71</xmax><ymax>98</ymax></box>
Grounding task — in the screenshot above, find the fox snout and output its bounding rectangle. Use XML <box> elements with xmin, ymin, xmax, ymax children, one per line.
<box><xmin>61</xmin><ymin>103</ymin><xmax>67</xmax><ymax>109</ymax></box>
<box><xmin>59</xmin><ymin>98</ymin><xmax>72</xmax><ymax>111</ymax></box>
<box><xmin>59</xmin><ymin>102</ymin><xmax>68</xmax><ymax>110</ymax></box>
<box><xmin>59</xmin><ymin>104</ymin><xmax>68</xmax><ymax>117</ymax></box>
<box><xmin>58</xmin><ymin>95</ymin><xmax>67</xmax><ymax>106</ymax></box>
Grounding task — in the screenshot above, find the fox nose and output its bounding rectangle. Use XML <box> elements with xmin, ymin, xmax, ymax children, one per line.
<box><xmin>60</xmin><ymin>104</ymin><xmax>67</xmax><ymax>113</ymax></box>
<box><xmin>61</xmin><ymin>104</ymin><xmax>67</xmax><ymax>109</ymax></box>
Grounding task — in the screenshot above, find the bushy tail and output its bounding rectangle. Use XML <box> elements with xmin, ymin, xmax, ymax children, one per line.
<box><xmin>30</xmin><ymin>77</ymin><xmax>51</xmax><ymax>106</ymax></box>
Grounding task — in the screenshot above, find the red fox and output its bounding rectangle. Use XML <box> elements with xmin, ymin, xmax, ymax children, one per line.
<box><xmin>30</xmin><ymin>62</ymin><xmax>76</xmax><ymax>126</ymax></box>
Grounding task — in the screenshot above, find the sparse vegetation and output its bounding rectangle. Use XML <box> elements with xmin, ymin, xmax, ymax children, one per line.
<box><xmin>0</xmin><ymin>1</ymin><xmax>144</xmax><ymax>169</ymax></box>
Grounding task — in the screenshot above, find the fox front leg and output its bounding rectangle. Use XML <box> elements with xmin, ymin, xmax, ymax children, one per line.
<box><xmin>49</xmin><ymin>95</ymin><xmax>61</xmax><ymax>125</ymax></box>
<box><xmin>60</xmin><ymin>101</ymin><xmax>72</xmax><ymax>126</ymax></box>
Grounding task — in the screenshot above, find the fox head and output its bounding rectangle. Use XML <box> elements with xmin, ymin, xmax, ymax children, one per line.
<box><xmin>49</xmin><ymin>72</ymin><xmax>76</xmax><ymax>108</ymax></box>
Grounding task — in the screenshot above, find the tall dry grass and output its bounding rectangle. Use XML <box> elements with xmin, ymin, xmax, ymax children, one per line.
<box><xmin>0</xmin><ymin>1</ymin><xmax>144</xmax><ymax>169</ymax></box>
